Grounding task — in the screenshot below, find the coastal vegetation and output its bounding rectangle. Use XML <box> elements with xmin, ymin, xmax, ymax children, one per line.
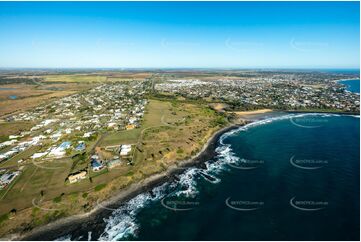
<box><xmin>0</xmin><ymin>69</ymin><xmax>358</xmax><ymax>239</ymax></box>
<box><xmin>0</xmin><ymin>93</ymin><xmax>227</xmax><ymax>237</ymax></box>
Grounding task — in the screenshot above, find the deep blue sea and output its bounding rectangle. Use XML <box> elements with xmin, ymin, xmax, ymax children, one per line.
<box><xmin>58</xmin><ymin>114</ymin><xmax>360</xmax><ymax>241</ymax></box>
<box><xmin>339</xmin><ymin>79</ymin><xmax>360</xmax><ymax>93</ymax></box>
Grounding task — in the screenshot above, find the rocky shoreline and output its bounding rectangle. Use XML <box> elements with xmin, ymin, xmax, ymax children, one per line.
<box><xmin>12</xmin><ymin>122</ymin><xmax>247</xmax><ymax>241</ymax></box>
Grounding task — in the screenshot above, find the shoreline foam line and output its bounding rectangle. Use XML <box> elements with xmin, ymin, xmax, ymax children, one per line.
<box><xmin>13</xmin><ymin>112</ymin><xmax>359</xmax><ymax>241</ymax></box>
<box><xmin>95</xmin><ymin>112</ymin><xmax>360</xmax><ymax>240</ymax></box>
<box><xmin>13</xmin><ymin>123</ymin><xmax>244</xmax><ymax>241</ymax></box>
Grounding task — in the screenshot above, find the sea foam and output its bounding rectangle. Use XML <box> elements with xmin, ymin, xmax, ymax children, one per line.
<box><xmin>96</xmin><ymin>112</ymin><xmax>358</xmax><ymax>240</ymax></box>
<box><xmin>98</xmin><ymin>182</ymin><xmax>170</xmax><ymax>241</ymax></box>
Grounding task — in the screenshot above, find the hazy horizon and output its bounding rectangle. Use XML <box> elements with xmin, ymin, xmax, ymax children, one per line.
<box><xmin>0</xmin><ymin>2</ymin><xmax>359</xmax><ymax>69</ymax></box>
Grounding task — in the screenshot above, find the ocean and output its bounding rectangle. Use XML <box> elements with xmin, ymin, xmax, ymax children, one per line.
<box><xmin>339</xmin><ymin>79</ymin><xmax>360</xmax><ymax>93</ymax></box>
<box><xmin>56</xmin><ymin>113</ymin><xmax>360</xmax><ymax>241</ymax></box>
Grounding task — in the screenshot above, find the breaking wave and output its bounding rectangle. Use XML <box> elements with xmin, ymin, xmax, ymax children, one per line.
<box><xmin>174</xmin><ymin>168</ymin><xmax>200</xmax><ymax>197</ymax></box>
<box><xmin>54</xmin><ymin>234</ymin><xmax>73</xmax><ymax>241</ymax></box>
<box><xmin>94</xmin><ymin>113</ymin><xmax>358</xmax><ymax>240</ymax></box>
<box><xmin>98</xmin><ymin>182</ymin><xmax>170</xmax><ymax>241</ymax></box>
<box><xmin>220</xmin><ymin>112</ymin><xmax>359</xmax><ymax>144</ymax></box>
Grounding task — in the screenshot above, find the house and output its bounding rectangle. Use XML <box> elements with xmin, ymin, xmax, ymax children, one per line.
<box><xmin>31</xmin><ymin>135</ymin><xmax>46</xmax><ymax>145</ymax></box>
<box><xmin>91</xmin><ymin>158</ymin><xmax>103</xmax><ymax>171</ymax></box>
<box><xmin>107</xmin><ymin>158</ymin><xmax>122</xmax><ymax>168</ymax></box>
<box><xmin>75</xmin><ymin>142</ymin><xmax>86</xmax><ymax>151</ymax></box>
<box><xmin>9</xmin><ymin>135</ymin><xmax>20</xmax><ymax>140</ymax></box>
<box><xmin>0</xmin><ymin>171</ymin><xmax>20</xmax><ymax>189</ymax></box>
<box><xmin>31</xmin><ymin>152</ymin><xmax>48</xmax><ymax>159</ymax></box>
<box><xmin>49</xmin><ymin>141</ymin><xmax>71</xmax><ymax>157</ymax></box>
<box><xmin>108</xmin><ymin>122</ymin><xmax>117</xmax><ymax>128</ymax></box>
<box><xmin>51</xmin><ymin>132</ymin><xmax>62</xmax><ymax>141</ymax></box>
<box><xmin>68</xmin><ymin>171</ymin><xmax>87</xmax><ymax>184</ymax></box>
<box><xmin>126</xmin><ymin>124</ymin><xmax>135</xmax><ymax>130</ymax></box>
<box><xmin>120</xmin><ymin>144</ymin><xmax>132</xmax><ymax>156</ymax></box>
<box><xmin>128</xmin><ymin>117</ymin><xmax>137</xmax><ymax>124</ymax></box>
<box><xmin>83</xmin><ymin>132</ymin><xmax>93</xmax><ymax>138</ymax></box>
<box><xmin>0</xmin><ymin>140</ymin><xmax>17</xmax><ymax>149</ymax></box>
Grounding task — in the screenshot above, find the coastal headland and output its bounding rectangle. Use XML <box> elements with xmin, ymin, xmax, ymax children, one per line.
<box><xmin>13</xmin><ymin>122</ymin><xmax>247</xmax><ymax>241</ymax></box>
<box><xmin>0</xmin><ymin>69</ymin><xmax>359</xmax><ymax>239</ymax></box>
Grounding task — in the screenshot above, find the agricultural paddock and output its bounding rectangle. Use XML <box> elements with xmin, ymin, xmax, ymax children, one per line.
<box><xmin>43</xmin><ymin>75</ymin><xmax>107</xmax><ymax>83</ymax></box>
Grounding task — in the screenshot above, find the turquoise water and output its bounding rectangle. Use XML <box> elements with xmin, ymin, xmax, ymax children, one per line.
<box><xmin>54</xmin><ymin>114</ymin><xmax>359</xmax><ymax>241</ymax></box>
<box><xmin>339</xmin><ymin>79</ymin><xmax>360</xmax><ymax>93</ymax></box>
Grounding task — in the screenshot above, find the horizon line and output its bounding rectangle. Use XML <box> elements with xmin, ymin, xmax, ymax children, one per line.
<box><xmin>0</xmin><ymin>67</ymin><xmax>360</xmax><ymax>70</ymax></box>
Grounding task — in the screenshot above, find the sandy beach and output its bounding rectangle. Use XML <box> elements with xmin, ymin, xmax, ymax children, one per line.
<box><xmin>232</xmin><ymin>109</ymin><xmax>273</xmax><ymax>116</ymax></box>
<box><xmin>10</xmin><ymin>122</ymin><xmax>248</xmax><ymax>241</ymax></box>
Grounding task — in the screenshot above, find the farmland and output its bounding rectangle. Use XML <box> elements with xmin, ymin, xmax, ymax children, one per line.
<box><xmin>43</xmin><ymin>75</ymin><xmax>108</xmax><ymax>83</ymax></box>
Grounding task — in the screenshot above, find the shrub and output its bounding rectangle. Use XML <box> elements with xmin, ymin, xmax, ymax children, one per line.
<box><xmin>0</xmin><ymin>213</ymin><xmax>9</xmax><ymax>225</ymax></box>
<box><xmin>176</xmin><ymin>148</ymin><xmax>184</xmax><ymax>154</ymax></box>
<box><xmin>94</xmin><ymin>184</ymin><xmax>106</xmax><ymax>191</ymax></box>
<box><xmin>53</xmin><ymin>196</ymin><xmax>62</xmax><ymax>203</ymax></box>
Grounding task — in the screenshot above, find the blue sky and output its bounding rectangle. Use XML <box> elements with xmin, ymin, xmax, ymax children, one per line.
<box><xmin>0</xmin><ymin>1</ymin><xmax>359</xmax><ymax>68</ymax></box>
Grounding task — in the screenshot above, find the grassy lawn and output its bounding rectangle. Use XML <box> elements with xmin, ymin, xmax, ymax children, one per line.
<box><xmin>0</xmin><ymin>98</ymin><xmax>228</xmax><ymax>236</ymax></box>
<box><xmin>100</xmin><ymin>99</ymin><xmax>184</xmax><ymax>147</ymax></box>
<box><xmin>98</xmin><ymin>99</ymin><xmax>226</xmax><ymax>186</ymax></box>
<box><xmin>0</xmin><ymin>159</ymin><xmax>73</xmax><ymax>213</ymax></box>
<box><xmin>0</xmin><ymin>146</ymin><xmax>40</xmax><ymax>169</ymax></box>
<box><xmin>0</xmin><ymin>121</ymin><xmax>34</xmax><ymax>142</ymax></box>
<box><xmin>101</xmin><ymin>129</ymin><xmax>141</xmax><ymax>146</ymax></box>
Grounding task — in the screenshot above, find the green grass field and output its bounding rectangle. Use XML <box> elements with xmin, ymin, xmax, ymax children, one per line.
<box><xmin>0</xmin><ymin>98</ymin><xmax>227</xmax><ymax>236</ymax></box>
<box><xmin>101</xmin><ymin>129</ymin><xmax>141</xmax><ymax>146</ymax></box>
<box><xmin>0</xmin><ymin>121</ymin><xmax>34</xmax><ymax>142</ymax></box>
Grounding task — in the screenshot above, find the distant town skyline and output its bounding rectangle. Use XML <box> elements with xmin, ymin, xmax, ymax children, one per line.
<box><xmin>0</xmin><ymin>1</ymin><xmax>359</xmax><ymax>68</ymax></box>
